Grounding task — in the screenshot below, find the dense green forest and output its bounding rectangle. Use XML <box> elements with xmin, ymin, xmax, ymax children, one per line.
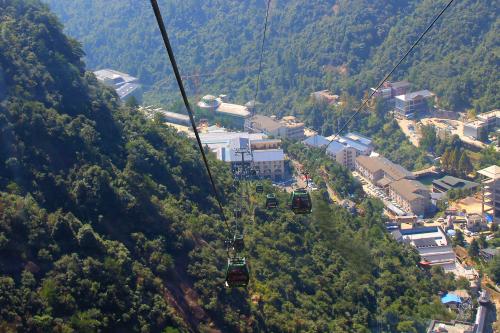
<box><xmin>44</xmin><ymin>0</ymin><xmax>498</xmax><ymax>113</ymax></box>
<box><xmin>0</xmin><ymin>1</ymin><xmax>465</xmax><ymax>332</ymax></box>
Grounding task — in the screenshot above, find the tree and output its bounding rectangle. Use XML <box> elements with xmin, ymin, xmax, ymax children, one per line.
<box><xmin>454</xmin><ymin>230</ymin><xmax>465</xmax><ymax>247</ymax></box>
<box><xmin>489</xmin><ymin>255</ymin><xmax>500</xmax><ymax>284</ymax></box>
<box><xmin>458</xmin><ymin>152</ymin><xmax>473</xmax><ymax>177</ymax></box>
<box><xmin>468</xmin><ymin>239</ymin><xmax>480</xmax><ymax>258</ymax></box>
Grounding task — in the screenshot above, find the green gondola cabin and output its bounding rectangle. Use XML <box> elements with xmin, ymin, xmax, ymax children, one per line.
<box><xmin>289</xmin><ymin>189</ymin><xmax>312</xmax><ymax>214</ymax></box>
<box><xmin>225</xmin><ymin>257</ymin><xmax>249</xmax><ymax>287</ymax></box>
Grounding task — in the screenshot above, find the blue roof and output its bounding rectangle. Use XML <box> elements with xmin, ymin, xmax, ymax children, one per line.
<box><xmin>303</xmin><ymin>135</ymin><xmax>329</xmax><ymax>148</ymax></box>
<box><xmin>441</xmin><ymin>293</ymin><xmax>462</xmax><ymax>304</ymax></box>
<box><xmin>326</xmin><ymin>141</ymin><xmax>346</xmax><ymax>155</ymax></box>
<box><xmin>400</xmin><ymin>226</ymin><xmax>438</xmax><ymax>235</ymax></box>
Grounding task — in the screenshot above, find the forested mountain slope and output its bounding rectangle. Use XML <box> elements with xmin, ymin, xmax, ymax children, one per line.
<box><xmin>0</xmin><ymin>1</ymin><xmax>461</xmax><ymax>332</ymax></box>
<box><xmin>44</xmin><ymin>0</ymin><xmax>498</xmax><ymax>112</ymax></box>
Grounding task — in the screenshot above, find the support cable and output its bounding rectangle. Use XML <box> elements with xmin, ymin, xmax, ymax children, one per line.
<box><xmin>325</xmin><ymin>0</ymin><xmax>455</xmax><ymax>149</ymax></box>
<box><xmin>150</xmin><ymin>0</ymin><xmax>231</xmax><ymax>235</ymax></box>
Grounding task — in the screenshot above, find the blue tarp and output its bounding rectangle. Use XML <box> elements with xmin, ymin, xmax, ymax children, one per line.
<box><xmin>486</xmin><ymin>214</ymin><xmax>493</xmax><ymax>223</ymax></box>
<box><xmin>441</xmin><ymin>293</ymin><xmax>462</xmax><ymax>304</ymax></box>
<box><xmin>447</xmin><ymin>229</ymin><xmax>456</xmax><ymax>236</ymax></box>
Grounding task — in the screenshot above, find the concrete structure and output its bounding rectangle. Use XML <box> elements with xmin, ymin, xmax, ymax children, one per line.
<box><xmin>463</xmin><ymin>110</ymin><xmax>500</xmax><ymax>142</ymax></box>
<box><xmin>480</xmin><ymin>247</ymin><xmax>499</xmax><ymax>262</ymax></box>
<box><xmin>199</xmin><ymin>131</ymin><xmax>284</xmax><ymax>180</ymax></box>
<box><xmin>198</xmin><ymin>95</ymin><xmax>251</xmax><ymax>128</ymax></box>
<box><xmin>463</xmin><ymin>120</ymin><xmax>488</xmax><ymax>141</ymax></box>
<box><xmin>94</xmin><ymin>69</ymin><xmax>142</xmax><ymax>101</ymax></box>
<box><xmin>245</xmin><ymin>115</ymin><xmax>305</xmax><ymax>140</ymax></box>
<box><xmin>355</xmin><ymin>156</ymin><xmax>414</xmax><ymax>186</ymax></box>
<box><xmin>394</xmin><ymin>90</ymin><xmax>435</xmax><ymax>119</ymax></box>
<box><xmin>432</xmin><ymin>176</ymin><xmax>479</xmax><ymax>194</ymax></box>
<box><xmin>388</xmin><ymin>179</ymin><xmax>431</xmax><ymax>216</ymax></box>
<box><xmin>465</xmin><ymin>213</ymin><xmax>487</xmax><ymax>232</ymax></box>
<box><xmin>304</xmin><ymin>133</ymin><xmax>373</xmax><ymax>170</ymax></box>
<box><xmin>310</xmin><ymin>90</ymin><xmax>339</xmax><ymax>105</ymax></box>
<box><xmin>394</xmin><ymin>226</ymin><xmax>457</xmax><ymax>271</ymax></box>
<box><xmin>139</xmin><ymin>106</ymin><xmax>190</xmax><ymax>126</ymax></box>
<box><xmin>479</xmin><ymin>165</ymin><xmax>500</xmax><ymax>223</ymax></box>
<box><xmin>370</xmin><ymin>80</ymin><xmax>410</xmax><ymax>99</ymax></box>
<box><xmin>426</xmin><ymin>320</ymin><xmax>476</xmax><ymax>333</ymax></box>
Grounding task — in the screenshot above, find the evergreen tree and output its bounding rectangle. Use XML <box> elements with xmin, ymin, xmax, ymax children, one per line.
<box><xmin>454</xmin><ymin>230</ymin><xmax>465</xmax><ymax>247</ymax></box>
<box><xmin>458</xmin><ymin>152</ymin><xmax>473</xmax><ymax>178</ymax></box>
<box><xmin>468</xmin><ymin>239</ymin><xmax>480</xmax><ymax>258</ymax></box>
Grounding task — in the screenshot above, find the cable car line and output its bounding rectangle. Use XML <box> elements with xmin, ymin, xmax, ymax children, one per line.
<box><xmin>251</xmin><ymin>0</ymin><xmax>272</xmax><ymax>114</ymax></box>
<box><xmin>149</xmin><ymin>0</ymin><xmax>231</xmax><ymax>236</ymax></box>
<box><xmin>324</xmin><ymin>0</ymin><xmax>455</xmax><ymax>150</ymax></box>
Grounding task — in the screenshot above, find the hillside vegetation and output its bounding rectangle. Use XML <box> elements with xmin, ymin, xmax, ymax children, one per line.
<box><xmin>0</xmin><ymin>1</ymin><xmax>467</xmax><ymax>332</ymax></box>
<box><xmin>44</xmin><ymin>0</ymin><xmax>498</xmax><ymax>112</ymax></box>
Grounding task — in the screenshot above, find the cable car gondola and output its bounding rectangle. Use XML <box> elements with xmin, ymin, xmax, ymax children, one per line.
<box><xmin>256</xmin><ymin>183</ymin><xmax>264</xmax><ymax>194</ymax></box>
<box><xmin>231</xmin><ymin>231</ymin><xmax>244</xmax><ymax>252</ymax></box>
<box><xmin>265</xmin><ymin>193</ymin><xmax>278</xmax><ymax>209</ymax></box>
<box><xmin>225</xmin><ymin>257</ymin><xmax>249</xmax><ymax>287</ymax></box>
<box><xmin>289</xmin><ymin>188</ymin><xmax>312</xmax><ymax>214</ymax></box>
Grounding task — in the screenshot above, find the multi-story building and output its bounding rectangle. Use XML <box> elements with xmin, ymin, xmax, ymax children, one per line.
<box><xmin>388</xmin><ymin>179</ymin><xmax>431</xmax><ymax>216</ymax></box>
<box><xmin>394</xmin><ymin>90</ymin><xmax>435</xmax><ymax>119</ymax></box>
<box><xmin>355</xmin><ymin>155</ymin><xmax>414</xmax><ymax>187</ymax></box>
<box><xmin>245</xmin><ymin>114</ymin><xmax>305</xmax><ymax>140</ymax></box>
<box><xmin>303</xmin><ymin>133</ymin><xmax>373</xmax><ymax>170</ymax></box>
<box><xmin>200</xmin><ymin>131</ymin><xmax>285</xmax><ymax>180</ymax></box>
<box><xmin>370</xmin><ymin>80</ymin><xmax>410</xmax><ymax>99</ymax></box>
<box><xmin>392</xmin><ymin>226</ymin><xmax>456</xmax><ymax>271</ymax></box>
<box><xmin>479</xmin><ymin>165</ymin><xmax>500</xmax><ymax>223</ymax></box>
<box><xmin>463</xmin><ymin>120</ymin><xmax>488</xmax><ymax>141</ymax></box>
<box><xmin>198</xmin><ymin>95</ymin><xmax>251</xmax><ymax>128</ymax></box>
<box><xmin>477</xmin><ymin>109</ymin><xmax>500</xmax><ymax>131</ymax></box>
<box><xmin>94</xmin><ymin>69</ymin><xmax>142</xmax><ymax>101</ymax></box>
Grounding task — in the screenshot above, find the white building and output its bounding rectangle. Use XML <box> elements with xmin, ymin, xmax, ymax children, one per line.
<box><xmin>94</xmin><ymin>69</ymin><xmax>142</xmax><ymax>101</ymax></box>
<box><xmin>302</xmin><ymin>132</ymin><xmax>373</xmax><ymax>170</ymax></box>
<box><xmin>479</xmin><ymin>165</ymin><xmax>500</xmax><ymax>223</ymax></box>
<box><xmin>245</xmin><ymin>115</ymin><xmax>305</xmax><ymax>140</ymax></box>
<box><xmin>199</xmin><ymin>131</ymin><xmax>285</xmax><ymax>180</ymax></box>
<box><xmin>198</xmin><ymin>95</ymin><xmax>250</xmax><ymax>128</ymax></box>
<box><xmin>393</xmin><ymin>226</ymin><xmax>456</xmax><ymax>271</ymax></box>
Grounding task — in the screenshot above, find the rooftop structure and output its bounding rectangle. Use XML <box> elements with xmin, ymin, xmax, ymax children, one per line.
<box><xmin>197</xmin><ymin>95</ymin><xmax>250</xmax><ymax>128</ymax></box>
<box><xmin>389</xmin><ymin>179</ymin><xmax>430</xmax><ymax>216</ymax></box>
<box><xmin>303</xmin><ymin>135</ymin><xmax>330</xmax><ymax>148</ymax></box>
<box><xmin>355</xmin><ymin>155</ymin><xmax>414</xmax><ymax>186</ymax></box>
<box><xmin>94</xmin><ymin>69</ymin><xmax>142</xmax><ymax>101</ymax></box>
<box><xmin>432</xmin><ymin>176</ymin><xmax>479</xmax><ymax>194</ymax></box>
<box><xmin>200</xmin><ymin>131</ymin><xmax>284</xmax><ymax>180</ymax></box>
<box><xmin>426</xmin><ymin>320</ymin><xmax>476</xmax><ymax>333</ymax></box>
<box><xmin>370</xmin><ymin>80</ymin><xmax>410</xmax><ymax>99</ymax></box>
<box><xmin>396</xmin><ymin>226</ymin><xmax>456</xmax><ymax>271</ymax></box>
<box><xmin>139</xmin><ymin>106</ymin><xmax>190</xmax><ymax>126</ymax></box>
<box><xmin>245</xmin><ymin>114</ymin><xmax>305</xmax><ymax>140</ymax></box>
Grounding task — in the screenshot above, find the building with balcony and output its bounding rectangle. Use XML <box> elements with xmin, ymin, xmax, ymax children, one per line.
<box><xmin>394</xmin><ymin>90</ymin><xmax>435</xmax><ymax>119</ymax></box>
<box><xmin>463</xmin><ymin>120</ymin><xmax>488</xmax><ymax>141</ymax></box>
<box><xmin>479</xmin><ymin>165</ymin><xmax>500</xmax><ymax>223</ymax></box>
<box><xmin>370</xmin><ymin>80</ymin><xmax>410</xmax><ymax>99</ymax></box>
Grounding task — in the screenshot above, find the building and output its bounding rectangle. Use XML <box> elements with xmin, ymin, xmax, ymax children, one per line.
<box><xmin>394</xmin><ymin>226</ymin><xmax>457</xmax><ymax>271</ymax></box>
<box><xmin>199</xmin><ymin>131</ymin><xmax>285</xmax><ymax>180</ymax></box>
<box><xmin>198</xmin><ymin>95</ymin><xmax>251</xmax><ymax>128</ymax></box>
<box><xmin>355</xmin><ymin>155</ymin><xmax>414</xmax><ymax>187</ymax></box>
<box><xmin>477</xmin><ymin>109</ymin><xmax>500</xmax><ymax>131</ymax></box>
<box><xmin>479</xmin><ymin>165</ymin><xmax>500</xmax><ymax>223</ymax></box>
<box><xmin>310</xmin><ymin>90</ymin><xmax>339</xmax><ymax>105</ymax></box>
<box><xmin>432</xmin><ymin>175</ymin><xmax>479</xmax><ymax>194</ymax></box>
<box><xmin>480</xmin><ymin>247</ymin><xmax>499</xmax><ymax>262</ymax></box>
<box><xmin>303</xmin><ymin>135</ymin><xmax>330</xmax><ymax>148</ymax></box>
<box><xmin>139</xmin><ymin>106</ymin><xmax>190</xmax><ymax>126</ymax></box>
<box><xmin>426</xmin><ymin>320</ymin><xmax>476</xmax><ymax>333</ymax></box>
<box><xmin>245</xmin><ymin>115</ymin><xmax>305</xmax><ymax>140</ymax></box>
<box><xmin>465</xmin><ymin>213</ymin><xmax>487</xmax><ymax>232</ymax></box>
<box><xmin>94</xmin><ymin>69</ymin><xmax>142</xmax><ymax>101</ymax></box>
<box><xmin>394</xmin><ymin>90</ymin><xmax>435</xmax><ymax>118</ymax></box>
<box><xmin>388</xmin><ymin>179</ymin><xmax>431</xmax><ymax>216</ymax></box>
<box><xmin>370</xmin><ymin>80</ymin><xmax>410</xmax><ymax>99</ymax></box>
<box><xmin>463</xmin><ymin>120</ymin><xmax>488</xmax><ymax>141</ymax></box>
<box><xmin>303</xmin><ymin>133</ymin><xmax>373</xmax><ymax>170</ymax></box>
